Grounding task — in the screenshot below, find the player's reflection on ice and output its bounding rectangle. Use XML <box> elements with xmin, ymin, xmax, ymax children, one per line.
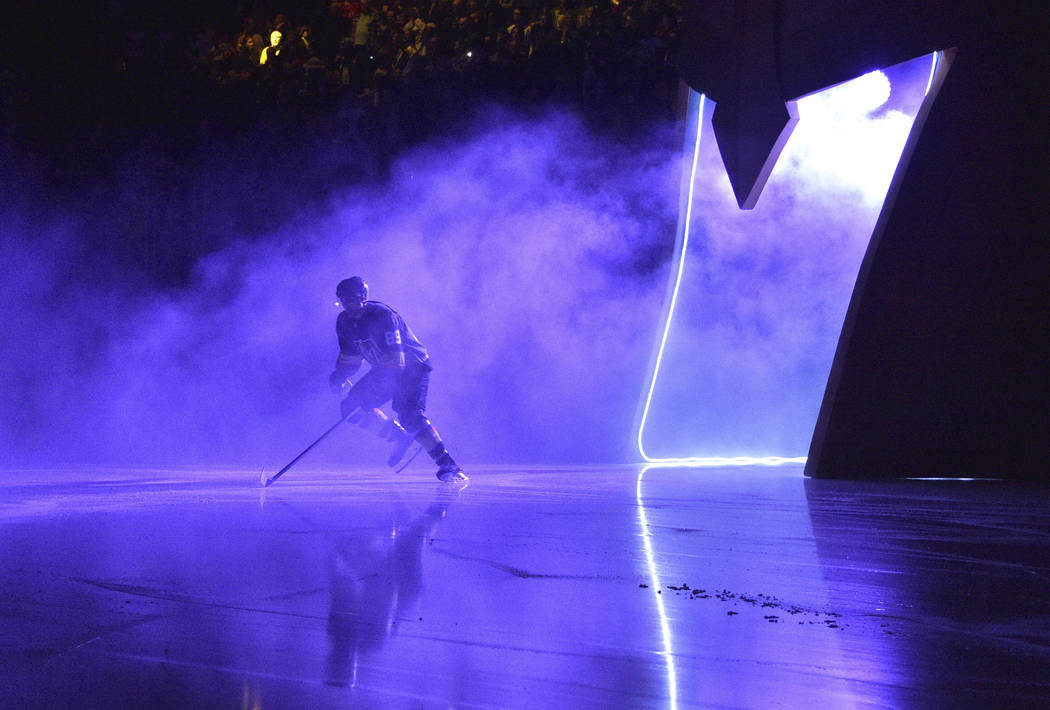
<box><xmin>323</xmin><ymin>488</ymin><xmax>460</xmax><ymax>688</ymax></box>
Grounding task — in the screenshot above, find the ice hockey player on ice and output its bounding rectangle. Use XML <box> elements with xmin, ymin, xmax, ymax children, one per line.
<box><xmin>329</xmin><ymin>276</ymin><xmax>467</xmax><ymax>483</ymax></box>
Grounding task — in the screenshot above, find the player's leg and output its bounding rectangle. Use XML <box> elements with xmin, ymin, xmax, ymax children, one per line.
<box><xmin>340</xmin><ymin>369</ymin><xmax>412</xmax><ymax>463</ymax></box>
<box><xmin>340</xmin><ymin>369</ymin><xmax>381</xmax><ymax>421</ymax></box>
<box><xmin>394</xmin><ymin>366</ymin><xmax>467</xmax><ymax>482</ymax></box>
<box><xmin>377</xmin><ymin>411</ymin><xmax>416</xmax><ymax>467</ymax></box>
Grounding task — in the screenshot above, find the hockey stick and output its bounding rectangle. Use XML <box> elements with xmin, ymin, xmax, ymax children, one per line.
<box><xmin>394</xmin><ymin>443</ymin><xmax>426</xmax><ymax>473</ymax></box>
<box><xmin>261</xmin><ymin>415</ymin><xmax>349</xmax><ymax>487</ymax></box>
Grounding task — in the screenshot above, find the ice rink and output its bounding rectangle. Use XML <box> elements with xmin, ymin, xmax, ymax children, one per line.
<box><xmin>2</xmin><ymin>464</ymin><xmax>1048</xmax><ymax>708</ymax></box>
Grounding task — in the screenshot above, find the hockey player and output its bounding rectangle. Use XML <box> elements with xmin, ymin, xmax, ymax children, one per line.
<box><xmin>329</xmin><ymin>276</ymin><xmax>467</xmax><ymax>483</ymax></box>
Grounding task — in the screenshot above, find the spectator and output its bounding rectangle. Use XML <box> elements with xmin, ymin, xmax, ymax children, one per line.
<box><xmin>285</xmin><ymin>25</ymin><xmax>314</xmax><ymax>63</ymax></box>
<box><xmin>186</xmin><ymin>0</ymin><xmax>683</xmax><ymax>123</ymax></box>
<box><xmin>506</xmin><ymin>8</ymin><xmax>529</xmax><ymax>39</ymax></box>
<box><xmin>259</xmin><ymin>30</ymin><xmax>284</xmax><ymax>65</ymax></box>
<box><xmin>353</xmin><ymin>0</ymin><xmax>379</xmax><ymax>48</ymax></box>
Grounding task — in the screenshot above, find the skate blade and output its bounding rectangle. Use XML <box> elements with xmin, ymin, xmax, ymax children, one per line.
<box><xmin>440</xmin><ymin>475</ymin><xmax>470</xmax><ymax>489</ymax></box>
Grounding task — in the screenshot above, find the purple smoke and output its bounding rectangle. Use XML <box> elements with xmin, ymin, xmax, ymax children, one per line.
<box><xmin>0</xmin><ymin>56</ymin><xmax>932</xmax><ymax>472</ymax></box>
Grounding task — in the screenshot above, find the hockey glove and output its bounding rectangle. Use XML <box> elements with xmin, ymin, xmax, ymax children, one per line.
<box><xmin>329</xmin><ymin>370</ymin><xmax>353</xmax><ymax>396</ymax></box>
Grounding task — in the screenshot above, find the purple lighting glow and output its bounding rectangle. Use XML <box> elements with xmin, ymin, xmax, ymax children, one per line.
<box><xmin>1</xmin><ymin>55</ymin><xmax>938</xmax><ymax>472</ymax></box>
<box><xmin>0</xmin><ymin>107</ymin><xmax>684</xmax><ymax>469</ymax></box>
<box><xmin>637</xmin><ymin>53</ymin><xmax>938</xmax><ymax>465</ymax></box>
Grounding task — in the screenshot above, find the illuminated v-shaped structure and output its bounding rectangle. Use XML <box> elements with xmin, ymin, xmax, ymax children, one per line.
<box><xmin>662</xmin><ymin>0</ymin><xmax>1047</xmax><ymax>481</ymax></box>
<box><xmin>637</xmin><ymin>51</ymin><xmax>945</xmax><ymax>467</ymax></box>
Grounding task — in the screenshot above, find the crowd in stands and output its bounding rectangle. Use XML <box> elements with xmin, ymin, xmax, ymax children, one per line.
<box><xmin>186</xmin><ymin>0</ymin><xmax>682</xmax><ymax>116</ymax></box>
<box><xmin>0</xmin><ymin>1</ymin><xmax>683</xmax><ymax>286</ymax></box>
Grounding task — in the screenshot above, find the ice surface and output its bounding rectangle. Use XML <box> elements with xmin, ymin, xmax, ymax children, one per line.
<box><xmin>1</xmin><ymin>465</ymin><xmax>1048</xmax><ymax>708</ymax></box>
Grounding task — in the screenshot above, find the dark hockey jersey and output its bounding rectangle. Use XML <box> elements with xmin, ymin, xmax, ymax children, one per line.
<box><xmin>335</xmin><ymin>301</ymin><xmax>431</xmax><ymax>371</ymax></box>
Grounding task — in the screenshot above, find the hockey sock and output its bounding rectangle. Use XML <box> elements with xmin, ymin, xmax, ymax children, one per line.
<box><xmin>428</xmin><ymin>445</ymin><xmax>455</xmax><ymax>467</ymax></box>
<box><xmin>375</xmin><ymin>411</ymin><xmax>410</xmax><ymax>443</ymax></box>
<box><xmin>412</xmin><ymin>423</ymin><xmax>443</xmax><ymax>452</ymax></box>
<box><xmin>349</xmin><ymin>407</ymin><xmax>388</xmax><ymax>430</ymax></box>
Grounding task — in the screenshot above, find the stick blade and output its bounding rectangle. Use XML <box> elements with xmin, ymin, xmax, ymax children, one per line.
<box><xmin>260</xmin><ymin>470</ymin><xmax>271</xmax><ymax>487</ymax></box>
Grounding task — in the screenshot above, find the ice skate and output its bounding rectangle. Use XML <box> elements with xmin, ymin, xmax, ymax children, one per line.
<box><xmin>436</xmin><ymin>463</ymin><xmax>468</xmax><ymax>483</ymax></box>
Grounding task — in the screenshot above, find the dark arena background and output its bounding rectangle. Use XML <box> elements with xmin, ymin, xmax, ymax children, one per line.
<box><xmin>2</xmin><ymin>0</ymin><xmax>1047</xmax><ymax>707</ymax></box>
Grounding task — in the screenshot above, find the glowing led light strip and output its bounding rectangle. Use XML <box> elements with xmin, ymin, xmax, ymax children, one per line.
<box><xmin>635</xmin><ymin>91</ymin><xmax>705</xmax><ymax>463</ymax></box>
<box><xmin>642</xmin><ymin>457</ymin><xmax>807</xmax><ymax>471</ymax></box>
<box><xmin>906</xmin><ymin>477</ymin><xmax>998</xmax><ymax>482</ymax></box>
<box><xmin>635</xmin><ymin>92</ymin><xmax>805</xmax><ymax>467</ymax></box>
<box><xmin>924</xmin><ymin>51</ymin><xmax>941</xmax><ymax>96</ymax></box>
<box><xmin>636</xmin><ymin>467</ymin><xmax>678</xmax><ymax>710</ymax></box>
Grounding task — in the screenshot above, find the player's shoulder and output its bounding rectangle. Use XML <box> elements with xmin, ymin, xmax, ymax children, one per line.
<box><xmin>363</xmin><ymin>301</ymin><xmax>397</xmax><ymax>318</ymax></box>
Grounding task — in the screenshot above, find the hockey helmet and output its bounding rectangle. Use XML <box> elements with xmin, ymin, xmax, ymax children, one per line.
<box><xmin>336</xmin><ymin>276</ymin><xmax>368</xmax><ymax>304</ymax></box>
